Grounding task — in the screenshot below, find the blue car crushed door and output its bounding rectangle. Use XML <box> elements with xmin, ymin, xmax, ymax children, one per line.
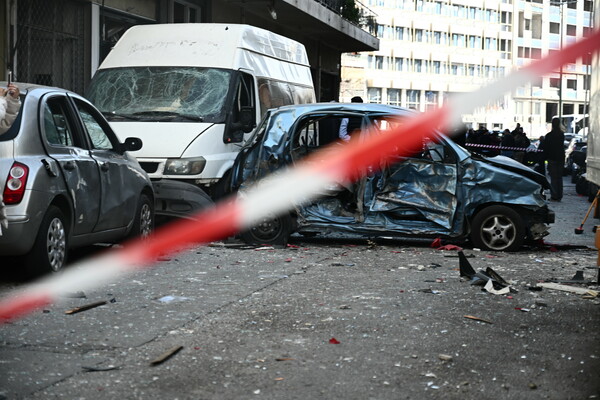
<box><xmin>230</xmin><ymin>103</ymin><xmax>554</xmax><ymax>251</ymax></box>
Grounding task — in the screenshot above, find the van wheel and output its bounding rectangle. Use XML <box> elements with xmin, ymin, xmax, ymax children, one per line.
<box><xmin>24</xmin><ymin>206</ymin><xmax>69</xmax><ymax>277</ymax></box>
<box><xmin>470</xmin><ymin>205</ymin><xmax>525</xmax><ymax>252</ymax></box>
<box><xmin>128</xmin><ymin>194</ymin><xmax>154</xmax><ymax>240</ymax></box>
<box><xmin>240</xmin><ymin>213</ymin><xmax>292</xmax><ymax>246</ymax></box>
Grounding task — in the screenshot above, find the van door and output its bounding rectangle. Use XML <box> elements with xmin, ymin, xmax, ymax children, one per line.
<box><xmin>224</xmin><ymin>71</ymin><xmax>256</xmax><ymax>143</ymax></box>
<box><xmin>41</xmin><ymin>95</ymin><xmax>101</xmax><ymax>235</ymax></box>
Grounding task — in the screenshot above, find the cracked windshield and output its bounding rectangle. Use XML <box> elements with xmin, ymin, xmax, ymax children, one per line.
<box><xmin>86</xmin><ymin>67</ymin><xmax>232</xmax><ymax>122</ymax></box>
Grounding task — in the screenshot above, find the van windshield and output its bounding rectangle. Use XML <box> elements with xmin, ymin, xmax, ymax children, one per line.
<box><xmin>86</xmin><ymin>67</ymin><xmax>233</xmax><ymax>123</ymax></box>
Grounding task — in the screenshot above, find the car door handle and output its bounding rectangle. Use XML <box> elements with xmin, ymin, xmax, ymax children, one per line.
<box><xmin>64</xmin><ymin>161</ymin><xmax>75</xmax><ymax>170</ymax></box>
<box><xmin>100</xmin><ymin>162</ymin><xmax>109</xmax><ymax>172</ymax></box>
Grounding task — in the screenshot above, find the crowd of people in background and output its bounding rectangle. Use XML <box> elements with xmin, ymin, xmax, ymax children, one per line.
<box><xmin>454</xmin><ymin>120</ymin><xmax>565</xmax><ymax>202</ymax></box>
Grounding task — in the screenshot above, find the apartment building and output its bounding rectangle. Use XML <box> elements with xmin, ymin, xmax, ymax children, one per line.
<box><xmin>1</xmin><ymin>0</ymin><xmax>378</xmax><ymax>101</ymax></box>
<box><xmin>342</xmin><ymin>0</ymin><xmax>594</xmax><ymax>137</ymax></box>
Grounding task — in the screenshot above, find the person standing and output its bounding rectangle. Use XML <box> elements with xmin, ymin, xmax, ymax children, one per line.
<box><xmin>544</xmin><ymin>118</ymin><xmax>565</xmax><ymax>201</ymax></box>
<box><xmin>0</xmin><ymin>83</ymin><xmax>21</xmax><ymax>135</ymax></box>
<box><xmin>338</xmin><ymin>96</ymin><xmax>363</xmax><ymax>142</ymax></box>
<box><xmin>500</xmin><ymin>129</ymin><xmax>515</xmax><ymax>158</ymax></box>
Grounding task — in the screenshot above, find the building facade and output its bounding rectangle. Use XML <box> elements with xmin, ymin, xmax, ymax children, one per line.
<box><xmin>342</xmin><ymin>0</ymin><xmax>594</xmax><ymax>137</ymax></box>
<box><xmin>1</xmin><ymin>0</ymin><xmax>379</xmax><ymax>101</ymax></box>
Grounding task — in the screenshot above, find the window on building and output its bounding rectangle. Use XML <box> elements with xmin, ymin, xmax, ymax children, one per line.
<box><xmin>415</xmin><ymin>29</ymin><xmax>424</xmax><ymax>42</ymax></box>
<box><xmin>376</xmin><ymin>24</ymin><xmax>385</xmax><ymax>38</ymax></box>
<box><xmin>566</xmin><ymin>25</ymin><xmax>576</xmax><ymax>36</ymax></box>
<box><xmin>549</xmin><ymin>78</ymin><xmax>560</xmax><ymax>88</ymax></box>
<box><xmin>452</xmin><ymin>34</ymin><xmax>465</xmax><ymax>47</ymax></box>
<box><xmin>387</xmin><ymin>89</ymin><xmax>401</xmax><ymax>106</ymax></box>
<box><xmin>424</xmin><ymin>91</ymin><xmax>438</xmax><ymax>111</ymax></box>
<box><xmin>395</xmin><ymin>26</ymin><xmax>404</xmax><ymax>40</ymax></box>
<box><xmin>549</xmin><ymin>22</ymin><xmax>560</xmax><ymax>34</ymax></box>
<box><xmin>500</xmin><ymin>39</ymin><xmax>512</xmax><ymax>59</ymax></box>
<box><xmin>375</xmin><ymin>56</ymin><xmax>385</xmax><ymax>69</ymax></box>
<box><xmin>468</xmin><ymin>65</ymin><xmax>475</xmax><ymax>76</ymax></box>
<box><xmin>531</xmin><ymin>48</ymin><xmax>542</xmax><ymax>59</ymax></box>
<box><xmin>567</xmin><ymin>79</ymin><xmax>577</xmax><ymax>90</ymax></box>
<box><xmin>451</xmin><ymin>63</ymin><xmax>463</xmax><ymax>76</ymax></box>
<box><xmin>532</xmin><ymin>14</ymin><xmax>542</xmax><ymax>39</ymax></box>
<box><xmin>584</xmin><ymin>1</ymin><xmax>593</xmax><ymax>12</ymax></box>
<box><xmin>173</xmin><ymin>0</ymin><xmax>203</xmax><ymax>23</ymax></box>
<box><xmin>567</xmin><ymin>1</ymin><xmax>576</xmax><ymax>9</ymax></box>
<box><xmin>414</xmin><ymin>59</ymin><xmax>422</xmax><ymax>72</ymax></box>
<box><xmin>367</xmin><ymin>87</ymin><xmax>382</xmax><ymax>104</ymax></box>
<box><xmin>394</xmin><ymin>57</ymin><xmax>404</xmax><ymax>71</ymax></box>
<box><xmin>432</xmin><ymin>61</ymin><xmax>441</xmax><ymax>74</ymax></box>
<box><xmin>406</xmin><ymin>90</ymin><xmax>420</xmax><ymax>110</ymax></box>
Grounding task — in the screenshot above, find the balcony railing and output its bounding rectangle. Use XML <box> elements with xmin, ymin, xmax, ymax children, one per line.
<box><xmin>314</xmin><ymin>0</ymin><xmax>378</xmax><ymax>33</ymax></box>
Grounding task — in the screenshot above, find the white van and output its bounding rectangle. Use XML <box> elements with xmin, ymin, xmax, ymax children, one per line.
<box><xmin>87</xmin><ymin>23</ymin><xmax>315</xmax><ymax>216</ymax></box>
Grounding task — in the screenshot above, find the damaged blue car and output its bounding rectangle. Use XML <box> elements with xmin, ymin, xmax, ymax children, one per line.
<box><xmin>230</xmin><ymin>103</ymin><xmax>554</xmax><ymax>251</ymax></box>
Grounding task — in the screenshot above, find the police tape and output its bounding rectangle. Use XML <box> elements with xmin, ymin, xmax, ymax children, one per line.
<box><xmin>465</xmin><ymin>143</ymin><xmax>543</xmax><ymax>152</ymax></box>
<box><xmin>1</xmin><ymin>29</ymin><xmax>600</xmax><ymax>323</ymax></box>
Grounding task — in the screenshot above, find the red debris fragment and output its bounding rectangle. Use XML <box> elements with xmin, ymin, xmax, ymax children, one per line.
<box><xmin>329</xmin><ymin>338</ymin><xmax>340</xmax><ymax>344</ymax></box>
<box><xmin>436</xmin><ymin>244</ymin><xmax>463</xmax><ymax>251</ymax></box>
<box><xmin>430</xmin><ymin>238</ymin><xmax>442</xmax><ymax>248</ymax></box>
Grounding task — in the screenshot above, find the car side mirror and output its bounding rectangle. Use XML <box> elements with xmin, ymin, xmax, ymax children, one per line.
<box><xmin>122</xmin><ymin>137</ymin><xmax>143</xmax><ymax>152</ymax></box>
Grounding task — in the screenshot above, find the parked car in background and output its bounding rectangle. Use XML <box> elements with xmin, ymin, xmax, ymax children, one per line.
<box><xmin>230</xmin><ymin>103</ymin><xmax>554</xmax><ymax>251</ymax></box>
<box><xmin>0</xmin><ymin>82</ymin><xmax>154</xmax><ymax>277</ymax></box>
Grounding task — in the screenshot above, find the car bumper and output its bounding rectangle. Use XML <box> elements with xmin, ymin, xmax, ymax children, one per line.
<box><xmin>152</xmin><ymin>180</ymin><xmax>214</xmax><ymax>219</ymax></box>
<box><xmin>0</xmin><ymin>214</ymin><xmax>36</xmax><ymax>255</ymax></box>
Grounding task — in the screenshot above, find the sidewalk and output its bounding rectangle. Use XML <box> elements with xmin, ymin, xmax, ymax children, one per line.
<box><xmin>543</xmin><ymin>176</ymin><xmax>598</xmax><ymax>248</ymax></box>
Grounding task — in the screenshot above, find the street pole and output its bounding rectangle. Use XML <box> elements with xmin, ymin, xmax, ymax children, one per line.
<box><xmin>558</xmin><ymin>1</ymin><xmax>564</xmax><ymax>122</ymax></box>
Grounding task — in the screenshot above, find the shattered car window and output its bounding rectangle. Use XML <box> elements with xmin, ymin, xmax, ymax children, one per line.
<box><xmin>86</xmin><ymin>67</ymin><xmax>232</xmax><ymax>123</ymax></box>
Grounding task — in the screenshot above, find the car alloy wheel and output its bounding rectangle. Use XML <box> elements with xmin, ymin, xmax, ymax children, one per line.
<box><xmin>471</xmin><ymin>205</ymin><xmax>525</xmax><ymax>252</ymax></box>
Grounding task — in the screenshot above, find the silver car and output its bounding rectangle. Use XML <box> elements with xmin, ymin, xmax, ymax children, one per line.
<box><xmin>0</xmin><ymin>83</ymin><xmax>154</xmax><ymax>277</ymax></box>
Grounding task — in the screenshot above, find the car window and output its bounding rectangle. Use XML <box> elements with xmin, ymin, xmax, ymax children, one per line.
<box><xmin>291</xmin><ymin>115</ymin><xmax>347</xmax><ymax>161</ymax></box>
<box><xmin>43</xmin><ymin>98</ymin><xmax>75</xmax><ymax>147</ymax></box>
<box><xmin>73</xmin><ymin>99</ymin><xmax>115</xmax><ymax>151</ymax></box>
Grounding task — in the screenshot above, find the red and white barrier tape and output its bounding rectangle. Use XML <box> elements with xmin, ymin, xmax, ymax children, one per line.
<box><xmin>465</xmin><ymin>143</ymin><xmax>542</xmax><ymax>152</ymax></box>
<box><xmin>2</xmin><ymin>29</ymin><xmax>600</xmax><ymax>323</ymax></box>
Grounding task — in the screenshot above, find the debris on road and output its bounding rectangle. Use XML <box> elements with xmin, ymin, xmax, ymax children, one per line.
<box><xmin>484</xmin><ymin>279</ymin><xmax>510</xmax><ymax>295</ymax></box>
<box><xmin>64</xmin><ymin>300</ymin><xmax>108</xmax><ymax>315</ymax></box>
<box><xmin>150</xmin><ymin>345</ymin><xmax>184</xmax><ymax>366</ymax></box>
<box><xmin>157</xmin><ymin>295</ymin><xmax>190</xmax><ymax>303</ymax></box>
<box><xmin>464</xmin><ymin>315</ymin><xmax>493</xmax><ymax>324</ymax></box>
<box><xmin>536</xmin><ymin>282</ymin><xmax>599</xmax><ymax>298</ymax></box>
<box><xmin>82</xmin><ymin>365</ymin><xmax>121</xmax><ymax>372</ymax></box>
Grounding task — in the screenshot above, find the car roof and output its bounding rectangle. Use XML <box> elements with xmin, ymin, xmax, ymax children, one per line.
<box><xmin>269</xmin><ymin>102</ymin><xmax>417</xmax><ymax>116</ymax></box>
<box><xmin>0</xmin><ymin>81</ymin><xmax>76</xmax><ymax>96</ymax></box>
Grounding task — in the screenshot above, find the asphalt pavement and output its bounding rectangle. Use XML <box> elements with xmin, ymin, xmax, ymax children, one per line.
<box><xmin>0</xmin><ymin>176</ymin><xmax>599</xmax><ymax>400</ymax></box>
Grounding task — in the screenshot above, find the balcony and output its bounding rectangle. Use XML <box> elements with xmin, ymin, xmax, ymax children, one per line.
<box><xmin>223</xmin><ymin>0</ymin><xmax>379</xmax><ymax>52</ymax></box>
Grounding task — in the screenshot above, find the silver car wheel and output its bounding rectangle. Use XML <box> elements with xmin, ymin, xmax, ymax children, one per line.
<box><xmin>139</xmin><ymin>202</ymin><xmax>153</xmax><ymax>238</ymax></box>
<box><xmin>479</xmin><ymin>215</ymin><xmax>517</xmax><ymax>250</ymax></box>
<box><xmin>46</xmin><ymin>217</ymin><xmax>67</xmax><ymax>272</ymax></box>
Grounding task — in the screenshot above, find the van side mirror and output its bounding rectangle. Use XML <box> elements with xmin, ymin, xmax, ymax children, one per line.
<box><xmin>122</xmin><ymin>137</ymin><xmax>143</xmax><ymax>152</ymax></box>
<box><xmin>225</xmin><ymin>106</ymin><xmax>256</xmax><ymax>143</ymax></box>
<box><xmin>240</xmin><ymin>106</ymin><xmax>255</xmax><ymax>133</ymax></box>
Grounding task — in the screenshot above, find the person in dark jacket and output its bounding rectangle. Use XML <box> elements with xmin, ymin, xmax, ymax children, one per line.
<box><xmin>544</xmin><ymin>118</ymin><xmax>565</xmax><ymax>201</ymax></box>
<box><xmin>500</xmin><ymin>129</ymin><xmax>515</xmax><ymax>158</ymax></box>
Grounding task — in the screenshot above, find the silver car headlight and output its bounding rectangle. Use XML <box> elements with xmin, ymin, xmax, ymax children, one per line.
<box><xmin>164</xmin><ymin>157</ymin><xmax>206</xmax><ymax>175</ymax></box>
